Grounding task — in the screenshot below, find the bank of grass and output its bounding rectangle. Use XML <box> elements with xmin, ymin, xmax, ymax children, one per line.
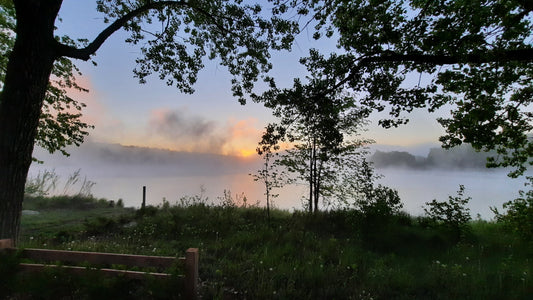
<box><xmin>2</xmin><ymin>195</ymin><xmax>532</xmax><ymax>299</ymax></box>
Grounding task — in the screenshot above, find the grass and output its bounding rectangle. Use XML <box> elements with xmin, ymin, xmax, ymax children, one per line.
<box><xmin>2</xmin><ymin>195</ymin><xmax>532</xmax><ymax>299</ymax></box>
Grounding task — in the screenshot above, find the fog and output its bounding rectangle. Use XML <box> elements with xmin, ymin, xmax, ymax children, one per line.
<box><xmin>29</xmin><ymin>141</ymin><xmax>529</xmax><ymax>219</ymax></box>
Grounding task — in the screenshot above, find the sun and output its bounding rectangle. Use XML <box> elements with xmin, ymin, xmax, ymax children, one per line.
<box><xmin>239</xmin><ymin>149</ymin><xmax>256</xmax><ymax>158</ymax></box>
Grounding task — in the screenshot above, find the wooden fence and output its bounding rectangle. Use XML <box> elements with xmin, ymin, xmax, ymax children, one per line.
<box><xmin>0</xmin><ymin>239</ymin><xmax>198</xmax><ymax>299</ymax></box>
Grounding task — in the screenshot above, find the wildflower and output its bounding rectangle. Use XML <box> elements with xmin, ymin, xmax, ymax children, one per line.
<box><xmin>29</xmin><ymin>236</ymin><xmax>34</xmax><ymax>240</ymax></box>
<box><xmin>269</xmin><ymin>267</ymin><xmax>273</xmax><ymax>271</ymax></box>
<box><xmin>465</xmin><ymin>256</ymin><xmax>469</xmax><ymax>261</ymax></box>
<box><xmin>152</xmin><ymin>247</ymin><xmax>157</xmax><ymax>252</ymax></box>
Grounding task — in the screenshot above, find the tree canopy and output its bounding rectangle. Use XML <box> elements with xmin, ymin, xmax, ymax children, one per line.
<box><xmin>263</xmin><ymin>0</ymin><xmax>533</xmax><ymax>177</ymax></box>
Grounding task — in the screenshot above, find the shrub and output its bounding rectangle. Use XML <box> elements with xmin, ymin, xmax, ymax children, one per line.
<box><xmin>424</xmin><ymin>185</ymin><xmax>471</xmax><ymax>241</ymax></box>
<box><xmin>360</xmin><ymin>184</ymin><xmax>403</xmax><ymax>218</ymax></box>
<box><xmin>492</xmin><ymin>177</ymin><xmax>533</xmax><ymax>241</ymax></box>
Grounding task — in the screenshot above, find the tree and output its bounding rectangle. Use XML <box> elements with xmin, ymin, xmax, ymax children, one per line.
<box><xmin>251</xmin><ymin>133</ymin><xmax>288</xmax><ymax>221</ymax></box>
<box><xmin>259</xmin><ymin>77</ymin><xmax>373</xmax><ymax>212</ymax></box>
<box><xmin>0</xmin><ymin>0</ymin><xmax>93</xmax><ymax>157</ymax></box>
<box><xmin>0</xmin><ymin>0</ymin><xmax>298</xmax><ymax>241</ymax></box>
<box><xmin>268</xmin><ymin>0</ymin><xmax>533</xmax><ymax>177</ymax></box>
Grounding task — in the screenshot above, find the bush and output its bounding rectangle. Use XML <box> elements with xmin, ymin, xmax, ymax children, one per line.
<box><xmin>424</xmin><ymin>185</ymin><xmax>471</xmax><ymax>241</ymax></box>
<box><xmin>492</xmin><ymin>177</ymin><xmax>533</xmax><ymax>241</ymax></box>
<box><xmin>360</xmin><ymin>185</ymin><xmax>403</xmax><ymax>218</ymax></box>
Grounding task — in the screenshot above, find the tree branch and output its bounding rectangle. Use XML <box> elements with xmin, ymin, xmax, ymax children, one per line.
<box><xmin>363</xmin><ymin>48</ymin><xmax>533</xmax><ymax>65</ymax></box>
<box><xmin>327</xmin><ymin>48</ymin><xmax>533</xmax><ymax>93</ymax></box>
<box><xmin>56</xmin><ymin>1</ymin><xmax>189</xmax><ymax>60</ymax></box>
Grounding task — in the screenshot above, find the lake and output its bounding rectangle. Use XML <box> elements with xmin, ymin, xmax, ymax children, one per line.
<box><xmin>77</xmin><ymin>169</ymin><xmax>527</xmax><ymax>220</ymax></box>
<box><xmin>28</xmin><ymin>142</ymin><xmax>529</xmax><ymax>220</ymax></box>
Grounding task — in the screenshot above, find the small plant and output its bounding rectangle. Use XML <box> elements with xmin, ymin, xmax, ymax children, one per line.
<box><xmin>25</xmin><ymin>169</ymin><xmax>59</xmax><ymax>197</ymax></box>
<box><xmin>424</xmin><ymin>185</ymin><xmax>472</xmax><ymax>240</ymax></box>
<box><xmin>177</xmin><ymin>186</ymin><xmax>210</xmax><ymax>207</ymax></box>
<box><xmin>217</xmin><ymin>190</ymin><xmax>256</xmax><ymax>208</ymax></box>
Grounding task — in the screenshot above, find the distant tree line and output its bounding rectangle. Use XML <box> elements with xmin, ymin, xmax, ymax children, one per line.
<box><xmin>370</xmin><ymin>145</ymin><xmax>494</xmax><ymax>170</ymax></box>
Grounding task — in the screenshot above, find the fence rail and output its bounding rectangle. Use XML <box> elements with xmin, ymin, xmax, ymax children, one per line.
<box><xmin>0</xmin><ymin>239</ymin><xmax>198</xmax><ymax>299</ymax></box>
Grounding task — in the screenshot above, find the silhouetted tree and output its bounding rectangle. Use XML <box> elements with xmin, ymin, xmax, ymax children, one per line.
<box><xmin>0</xmin><ymin>0</ymin><xmax>298</xmax><ymax>241</ymax></box>
<box><xmin>259</xmin><ymin>79</ymin><xmax>373</xmax><ymax>212</ymax></box>
<box><xmin>251</xmin><ymin>132</ymin><xmax>289</xmax><ymax>221</ymax></box>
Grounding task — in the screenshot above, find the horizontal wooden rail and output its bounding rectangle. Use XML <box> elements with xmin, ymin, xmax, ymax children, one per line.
<box><xmin>0</xmin><ymin>239</ymin><xmax>198</xmax><ymax>299</ymax></box>
<box><xmin>5</xmin><ymin>248</ymin><xmax>179</xmax><ymax>269</ymax></box>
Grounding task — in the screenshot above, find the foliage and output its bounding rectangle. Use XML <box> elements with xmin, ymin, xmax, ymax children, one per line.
<box><xmin>24</xmin><ymin>195</ymin><xmax>118</xmax><ymax>211</ymax></box>
<box><xmin>424</xmin><ymin>185</ymin><xmax>472</xmax><ymax>240</ymax></box>
<box><xmin>269</xmin><ymin>0</ymin><xmax>533</xmax><ymax>177</ymax></box>
<box><xmin>24</xmin><ymin>169</ymin><xmax>59</xmax><ymax>197</ymax></box>
<box><xmin>250</xmin><ymin>141</ymin><xmax>288</xmax><ymax>219</ymax></box>
<box><xmin>92</xmin><ymin>0</ymin><xmax>299</xmax><ymax>103</ymax></box>
<box><xmin>360</xmin><ymin>184</ymin><xmax>403</xmax><ymax>219</ymax></box>
<box><xmin>258</xmin><ymin>77</ymin><xmax>374</xmax><ymax>211</ymax></box>
<box><xmin>9</xmin><ymin>198</ymin><xmax>533</xmax><ymax>299</ymax></box>
<box><xmin>0</xmin><ymin>0</ymin><xmax>93</xmax><ymax>157</ymax></box>
<box><xmin>217</xmin><ymin>189</ymin><xmax>257</xmax><ymax>209</ymax></box>
<box><xmin>492</xmin><ymin>176</ymin><xmax>533</xmax><ymax>241</ymax></box>
<box><xmin>25</xmin><ymin>169</ymin><xmax>96</xmax><ymax>198</ymax></box>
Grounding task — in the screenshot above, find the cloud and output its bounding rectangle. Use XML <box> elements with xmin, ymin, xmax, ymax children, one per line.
<box><xmin>147</xmin><ymin>108</ymin><xmax>230</xmax><ymax>153</ymax></box>
<box><xmin>149</xmin><ymin>108</ymin><xmax>218</xmax><ymax>140</ymax></box>
<box><xmin>146</xmin><ymin>108</ymin><xmax>262</xmax><ymax>156</ymax></box>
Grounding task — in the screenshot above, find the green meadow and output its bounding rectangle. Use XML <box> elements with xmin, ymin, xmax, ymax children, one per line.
<box><xmin>0</xmin><ymin>194</ymin><xmax>531</xmax><ymax>299</ymax></box>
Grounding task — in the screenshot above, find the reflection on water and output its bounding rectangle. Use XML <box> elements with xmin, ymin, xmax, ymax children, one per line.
<box><xmin>29</xmin><ymin>163</ymin><xmax>528</xmax><ymax>220</ymax></box>
<box><xmin>86</xmin><ymin>169</ymin><xmax>527</xmax><ymax>219</ymax></box>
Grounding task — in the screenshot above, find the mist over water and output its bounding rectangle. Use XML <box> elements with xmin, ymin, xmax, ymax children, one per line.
<box><xmin>29</xmin><ymin>141</ymin><xmax>529</xmax><ymax>219</ymax></box>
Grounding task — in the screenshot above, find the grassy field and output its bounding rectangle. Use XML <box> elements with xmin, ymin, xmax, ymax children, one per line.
<box><xmin>1</xmin><ymin>195</ymin><xmax>531</xmax><ymax>299</ymax></box>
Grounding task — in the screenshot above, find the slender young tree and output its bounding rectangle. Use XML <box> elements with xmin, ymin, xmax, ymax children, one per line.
<box><xmin>259</xmin><ymin>78</ymin><xmax>373</xmax><ymax>212</ymax></box>
<box><xmin>0</xmin><ymin>0</ymin><xmax>299</xmax><ymax>241</ymax></box>
<box><xmin>251</xmin><ymin>136</ymin><xmax>287</xmax><ymax>221</ymax></box>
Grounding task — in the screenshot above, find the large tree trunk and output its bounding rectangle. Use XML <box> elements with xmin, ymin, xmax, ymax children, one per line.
<box><xmin>0</xmin><ymin>0</ymin><xmax>61</xmax><ymax>242</ymax></box>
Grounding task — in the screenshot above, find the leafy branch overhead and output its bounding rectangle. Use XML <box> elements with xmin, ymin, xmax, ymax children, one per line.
<box><xmin>0</xmin><ymin>1</ymin><xmax>93</xmax><ymax>156</ymax></box>
<box><xmin>59</xmin><ymin>0</ymin><xmax>299</xmax><ymax>102</ymax></box>
<box><xmin>265</xmin><ymin>0</ymin><xmax>533</xmax><ymax>177</ymax></box>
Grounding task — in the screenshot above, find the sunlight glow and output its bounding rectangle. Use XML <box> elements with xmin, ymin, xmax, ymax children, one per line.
<box><xmin>239</xmin><ymin>149</ymin><xmax>257</xmax><ymax>158</ymax></box>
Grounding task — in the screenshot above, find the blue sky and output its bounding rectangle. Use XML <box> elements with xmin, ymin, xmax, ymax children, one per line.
<box><xmin>55</xmin><ymin>1</ymin><xmax>448</xmax><ymax>157</ymax></box>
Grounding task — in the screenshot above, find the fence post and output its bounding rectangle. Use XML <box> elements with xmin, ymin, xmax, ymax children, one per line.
<box><xmin>184</xmin><ymin>248</ymin><xmax>199</xmax><ymax>300</ymax></box>
<box><xmin>0</xmin><ymin>239</ymin><xmax>14</xmax><ymax>249</ymax></box>
<box><xmin>142</xmin><ymin>186</ymin><xmax>146</xmax><ymax>209</ymax></box>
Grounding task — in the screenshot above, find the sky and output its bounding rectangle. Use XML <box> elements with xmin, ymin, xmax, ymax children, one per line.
<box><xmin>54</xmin><ymin>1</ymin><xmax>449</xmax><ymax>158</ymax></box>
